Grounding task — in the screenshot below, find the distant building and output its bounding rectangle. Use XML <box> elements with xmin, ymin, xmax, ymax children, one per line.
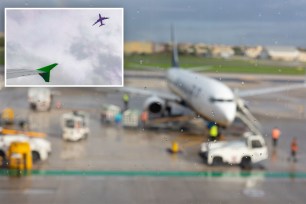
<box><xmin>298</xmin><ymin>51</ymin><xmax>306</xmax><ymax>62</ymax></box>
<box><xmin>153</xmin><ymin>43</ymin><xmax>167</xmax><ymax>53</ymax></box>
<box><xmin>178</xmin><ymin>43</ymin><xmax>194</xmax><ymax>55</ymax></box>
<box><xmin>244</xmin><ymin>46</ymin><xmax>263</xmax><ymax>58</ymax></box>
<box><xmin>124</xmin><ymin>41</ymin><xmax>153</xmax><ymax>55</ymax></box>
<box><xmin>194</xmin><ymin>43</ymin><xmax>208</xmax><ymax>56</ymax></box>
<box><xmin>232</xmin><ymin>46</ymin><xmax>246</xmax><ymax>56</ymax></box>
<box><xmin>211</xmin><ymin>45</ymin><xmax>234</xmax><ymax>58</ymax></box>
<box><xmin>260</xmin><ymin>46</ymin><xmax>300</xmax><ymax>61</ymax></box>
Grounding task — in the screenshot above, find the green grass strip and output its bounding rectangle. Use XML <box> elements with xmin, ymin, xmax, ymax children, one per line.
<box><xmin>125</xmin><ymin>54</ymin><xmax>306</xmax><ymax>75</ymax></box>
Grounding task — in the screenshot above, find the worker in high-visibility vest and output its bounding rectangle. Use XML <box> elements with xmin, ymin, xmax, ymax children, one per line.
<box><xmin>209</xmin><ymin>123</ymin><xmax>218</xmax><ymax>141</ymax></box>
<box><xmin>289</xmin><ymin>137</ymin><xmax>298</xmax><ymax>162</ymax></box>
<box><xmin>122</xmin><ymin>93</ymin><xmax>129</xmax><ymax>110</ymax></box>
<box><xmin>271</xmin><ymin>127</ymin><xmax>281</xmax><ymax>148</ymax></box>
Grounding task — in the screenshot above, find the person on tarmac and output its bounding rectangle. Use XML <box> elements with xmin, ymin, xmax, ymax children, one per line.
<box><xmin>271</xmin><ymin>126</ymin><xmax>281</xmax><ymax>148</ymax></box>
<box><xmin>289</xmin><ymin>137</ymin><xmax>298</xmax><ymax>162</ymax></box>
<box><xmin>208</xmin><ymin>123</ymin><xmax>218</xmax><ymax>141</ymax></box>
<box><xmin>114</xmin><ymin>112</ymin><xmax>123</xmax><ymax>126</ymax></box>
<box><xmin>140</xmin><ymin>111</ymin><xmax>148</xmax><ymax>128</ymax></box>
<box><xmin>122</xmin><ymin>93</ymin><xmax>129</xmax><ymax>110</ymax></box>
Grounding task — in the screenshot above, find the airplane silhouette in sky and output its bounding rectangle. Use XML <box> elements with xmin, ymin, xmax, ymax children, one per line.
<box><xmin>93</xmin><ymin>14</ymin><xmax>109</xmax><ymax>27</ymax></box>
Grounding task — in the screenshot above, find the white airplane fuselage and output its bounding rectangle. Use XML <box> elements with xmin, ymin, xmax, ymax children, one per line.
<box><xmin>166</xmin><ymin>68</ymin><xmax>237</xmax><ymax>126</ymax></box>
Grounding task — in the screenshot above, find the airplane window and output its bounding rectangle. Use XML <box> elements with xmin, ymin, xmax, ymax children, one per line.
<box><xmin>209</xmin><ymin>97</ymin><xmax>234</xmax><ymax>103</ymax></box>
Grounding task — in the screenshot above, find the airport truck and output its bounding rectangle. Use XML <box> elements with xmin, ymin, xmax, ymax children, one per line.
<box><xmin>0</xmin><ymin>134</ymin><xmax>51</xmax><ymax>162</ymax></box>
<box><xmin>7</xmin><ymin>141</ymin><xmax>33</xmax><ymax>170</ymax></box>
<box><xmin>61</xmin><ymin>111</ymin><xmax>90</xmax><ymax>142</ymax></box>
<box><xmin>28</xmin><ymin>88</ymin><xmax>52</xmax><ymax>111</ymax></box>
<box><xmin>200</xmin><ymin>132</ymin><xmax>268</xmax><ymax>169</ymax></box>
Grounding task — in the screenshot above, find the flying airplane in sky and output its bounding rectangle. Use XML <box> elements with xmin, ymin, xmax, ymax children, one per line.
<box><xmin>120</xmin><ymin>28</ymin><xmax>306</xmax><ymax>132</ymax></box>
<box><xmin>92</xmin><ymin>14</ymin><xmax>109</xmax><ymax>27</ymax></box>
<box><xmin>6</xmin><ymin>63</ymin><xmax>58</xmax><ymax>82</ymax></box>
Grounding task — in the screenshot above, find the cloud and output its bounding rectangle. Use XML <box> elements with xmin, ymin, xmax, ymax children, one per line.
<box><xmin>6</xmin><ymin>8</ymin><xmax>123</xmax><ymax>86</ymax></box>
<box><xmin>92</xmin><ymin>52</ymin><xmax>122</xmax><ymax>85</ymax></box>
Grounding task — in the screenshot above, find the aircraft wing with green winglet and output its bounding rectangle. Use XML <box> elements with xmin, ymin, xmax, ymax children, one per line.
<box><xmin>7</xmin><ymin>63</ymin><xmax>58</xmax><ymax>82</ymax></box>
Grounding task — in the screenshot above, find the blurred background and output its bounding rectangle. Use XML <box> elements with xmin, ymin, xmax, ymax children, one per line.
<box><xmin>0</xmin><ymin>1</ymin><xmax>306</xmax><ymax>204</ymax></box>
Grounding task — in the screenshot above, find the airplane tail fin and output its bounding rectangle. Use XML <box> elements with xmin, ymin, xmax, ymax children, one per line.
<box><xmin>171</xmin><ymin>25</ymin><xmax>179</xmax><ymax>68</ymax></box>
<box><xmin>36</xmin><ymin>63</ymin><xmax>58</xmax><ymax>82</ymax></box>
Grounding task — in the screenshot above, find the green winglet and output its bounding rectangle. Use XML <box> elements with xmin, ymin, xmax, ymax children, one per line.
<box><xmin>36</xmin><ymin>63</ymin><xmax>58</xmax><ymax>82</ymax></box>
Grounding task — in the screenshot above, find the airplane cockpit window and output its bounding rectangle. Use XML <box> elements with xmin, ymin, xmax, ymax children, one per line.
<box><xmin>209</xmin><ymin>97</ymin><xmax>234</xmax><ymax>103</ymax></box>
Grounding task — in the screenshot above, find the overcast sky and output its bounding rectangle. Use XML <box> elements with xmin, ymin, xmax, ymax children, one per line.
<box><xmin>6</xmin><ymin>8</ymin><xmax>123</xmax><ymax>86</ymax></box>
<box><xmin>1</xmin><ymin>0</ymin><xmax>306</xmax><ymax>47</ymax></box>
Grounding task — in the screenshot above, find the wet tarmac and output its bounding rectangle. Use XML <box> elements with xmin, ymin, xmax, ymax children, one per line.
<box><xmin>0</xmin><ymin>72</ymin><xmax>305</xmax><ymax>204</ymax></box>
<box><xmin>1</xmin><ymin>175</ymin><xmax>306</xmax><ymax>204</ymax></box>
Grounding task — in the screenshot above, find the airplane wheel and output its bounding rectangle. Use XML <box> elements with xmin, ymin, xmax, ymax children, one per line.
<box><xmin>32</xmin><ymin>151</ymin><xmax>40</xmax><ymax>163</ymax></box>
<box><xmin>240</xmin><ymin>156</ymin><xmax>252</xmax><ymax>170</ymax></box>
<box><xmin>0</xmin><ymin>151</ymin><xmax>5</xmax><ymax>166</ymax></box>
<box><xmin>30</xmin><ymin>104</ymin><xmax>36</xmax><ymax>111</ymax></box>
<box><xmin>212</xmin><ymin>157</ymin><xmax>223</xmax><ymax>166</ymax></box>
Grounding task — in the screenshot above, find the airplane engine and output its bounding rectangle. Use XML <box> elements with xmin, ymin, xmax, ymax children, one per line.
<box><xmin>143</xmin><ymin>96</ymin><xmax>165</xmax><ymax>114</ymax></box>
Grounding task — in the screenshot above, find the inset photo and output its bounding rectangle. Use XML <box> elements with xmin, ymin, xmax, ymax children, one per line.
<box><xmin>5</xmin><ymin>8</ymin><xmax>123</xmax><ymax>87</ymax></box>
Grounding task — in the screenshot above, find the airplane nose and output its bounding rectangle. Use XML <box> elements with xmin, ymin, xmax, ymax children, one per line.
<box><xmin>216</xmin><ymin>103</ymin><xmax>237</xmax><ymax>126</ymax></box>
<box><xmin>223</xmin><ymin>108</ymin><xmax>236</xmax><ymax>125</ymax></box>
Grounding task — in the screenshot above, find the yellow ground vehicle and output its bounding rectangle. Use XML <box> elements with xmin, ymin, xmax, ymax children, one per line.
<box><xmin>0</xmin><ymin>128</ymin><xmax>46</xmax><ymax>138</ymax></box>
<box><xmin>1</xmin><ymin>108</ymin><xmax>14</xmax><ymax>125</ymax></box>
<box><xmin>7</xmin><ymin>141</ymin><xmax>32</xmax><ymax>170</ymax></box>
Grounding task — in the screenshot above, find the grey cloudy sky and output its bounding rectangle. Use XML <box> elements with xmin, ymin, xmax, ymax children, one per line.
<box><xmin>1</xmin><ymin>0</ymin><xmax>306</xmax><ymax>47</ymax></box>
<box><xmin>6</xmin><ymin>8</ymin><xmax>123</xmax><ymax>86</ymax></box>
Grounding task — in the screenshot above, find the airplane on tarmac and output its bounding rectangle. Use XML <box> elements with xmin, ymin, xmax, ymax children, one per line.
<box><xmin>120</xmin><ymin>28</ymin><xmax>306</xmax><ymax>132</ymax></box>
<box><xmin>92</xmin><ymin>14</ymin><xmax>109</xmax><ymax>27</ymax></box>
<box><xmin>6</xmin><ymin>63</ymin><xmax>58</xmax><ymax>82</ymax></box>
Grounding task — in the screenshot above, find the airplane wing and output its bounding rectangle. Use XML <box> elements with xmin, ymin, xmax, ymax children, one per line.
<box><xmin>6</xmin><ymin>63</ymin><xmax>58</xmax><ymax>82</ymax></box>
<box><xmin>7</xmin><ymin>69</ymin><xmax>42</xmax><ymax>78</ymax></box>
<box><xmin>237</xmin><ymin>83</ymin><xmax>306</xmax><ymax>97</ymax></box>
<box><xmin>92</xmin><ymin>20</ymin><xmax>99</xmax><ymax>26</ymax></box>
<box><xmin>114</xmin><ymin>87</ymin><xmax>182</xmax><ymax>103</ymax></box>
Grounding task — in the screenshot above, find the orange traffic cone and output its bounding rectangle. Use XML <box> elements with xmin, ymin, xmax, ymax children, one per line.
<box><xmin>167</xmin><ymin>141</ymin><xmax>182</xmax><ymax>154</ymax></box>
